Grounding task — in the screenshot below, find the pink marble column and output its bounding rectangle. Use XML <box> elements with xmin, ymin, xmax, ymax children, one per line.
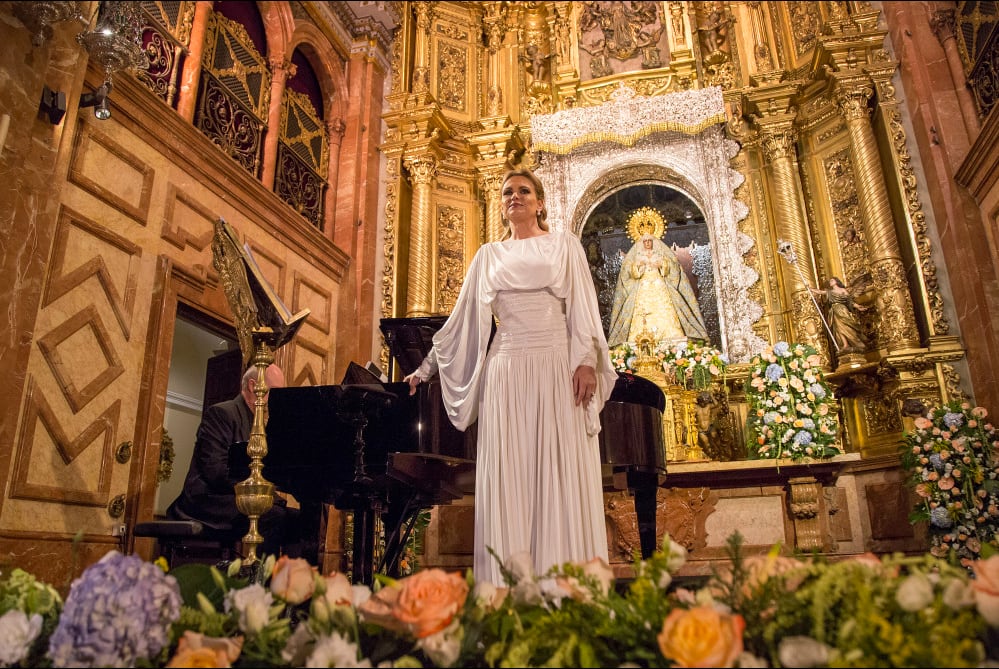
<box><xmin>929</xmin><ymin>8</ymin><xmax>982</xmax><ymax>136</ymax></box>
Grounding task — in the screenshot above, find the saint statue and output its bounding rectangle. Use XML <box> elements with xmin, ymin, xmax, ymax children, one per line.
<box><xmin>607</xmin><ymin>208</ymin><xmax>709</xmax><ymax>346</ymax></box>
<box><xmin>808</xmin><ymin>276</ymin><xmax>870</xmax><ymax>354</ymax></box>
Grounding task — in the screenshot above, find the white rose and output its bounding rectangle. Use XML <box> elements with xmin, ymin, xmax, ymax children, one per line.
<box><xmin>226</xmin><ymin>584</ymin><xmax>274</xmax><ymax>635</ymax></box>
<box><xmin>0</xmin><ymin>610</ymin><xmax>41</xmax><ymax>666</ymax></box>
<box><xmin>777</xmin><ymin>636</ymin><xmax>831</xmax><ymax>668</ymax></box>
<box><xmin>896</xmin><ymin>573</ymin><xmax>935</xmax><ymax>612</ymax></box>
<box><xmin>417</xmin><ymin>620</ymin><xmax>462</xmax><ymax>667</ymax></box>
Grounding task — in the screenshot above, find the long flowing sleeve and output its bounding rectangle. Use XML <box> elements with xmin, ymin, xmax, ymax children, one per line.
<box><xmin>425</xmin><ymin>249</ymin><xmax>496</xmax><ymax>431</ymax></box>
<box><xmin>561</xmin><ymin>234</ymin><xmax>619</xmax><ymax>435</ymax></box>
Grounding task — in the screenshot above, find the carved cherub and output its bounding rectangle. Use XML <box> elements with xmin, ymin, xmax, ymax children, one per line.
<box><xmin>521</xmin><ymin>44</ymin><xmax>552</xmax><ymax>83</ymax></box>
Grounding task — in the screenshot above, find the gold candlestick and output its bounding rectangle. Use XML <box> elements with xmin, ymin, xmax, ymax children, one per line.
<box><xmin>234</xmin><ymin>331</ymin><xmax>279</xmax><ymax>564</ymax></box>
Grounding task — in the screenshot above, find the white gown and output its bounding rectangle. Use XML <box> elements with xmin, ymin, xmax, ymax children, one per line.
<box><xmin>417</xmin><ymin>230</ymin><xmax>618</xmax><ymax>585</ymax></box>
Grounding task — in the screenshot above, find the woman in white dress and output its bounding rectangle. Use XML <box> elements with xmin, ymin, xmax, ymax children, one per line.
<box><xmin>405</xmin><ymin>169</ymin><xmax>618</xmax><ymax>585</ymax></box>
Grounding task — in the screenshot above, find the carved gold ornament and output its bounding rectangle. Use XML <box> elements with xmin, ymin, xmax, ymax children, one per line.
<box><xmin>627</xmin><ymin>206</ymin><xmax>666</xmax><ymax>242</ymax></box>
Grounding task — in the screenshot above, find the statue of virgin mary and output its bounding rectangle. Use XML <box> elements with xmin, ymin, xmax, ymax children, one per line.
<box><xmin>607</xmin><ymin>208</ymin><xmax>708</xmax><ymax>347</ymax></box>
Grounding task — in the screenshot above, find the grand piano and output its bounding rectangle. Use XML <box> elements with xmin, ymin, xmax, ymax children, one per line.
<box><xmin>251</xmin><ymin>317</ymin><xmax>666</xmax><ymax>584</ymax></box>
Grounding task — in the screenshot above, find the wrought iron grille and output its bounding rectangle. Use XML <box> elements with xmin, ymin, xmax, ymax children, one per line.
<box><xmin>135</xmin><ymin>2</ymin><xmax>195</xmax><ymax>106</ymax></box>
<box><xmin>201</xmin><ymin>12</ymin><xmax>271</xmax><ymax>121</ymax></box>
<box><xmin>275</xmin><ymin>143</ymin><xmax>326</xmax><ymax>229</ymax></box>
<box><xmin>957</xmin><ymin>2</ymin><xmax>999</xmax><ymax>117</ymax></box>
<box><xmin>195</xmin><ymin>71</ymin><xmax>264</xmax><ymax>175</ymax></box>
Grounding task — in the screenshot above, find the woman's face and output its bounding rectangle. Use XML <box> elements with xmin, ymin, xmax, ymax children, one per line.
<box><xmin>643</xmin><ymin>238</ymin><xmax>654</xmax><ymax>250</ymax></box>
<box><xmin>502</xmin><ymin>176</ymin><xmax>543</xmax><ymax>224</ymax></box>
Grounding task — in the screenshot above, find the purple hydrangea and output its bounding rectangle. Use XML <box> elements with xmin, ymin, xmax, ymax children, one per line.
<box><xmin>929</xmin><ymin>453</ymin><xmax>944</xmax><ymax>471</ymax></box>
<box><xmin>943</xmin><ymin>412</ymin><xmax>965</xmax><ymax>429</ymax></box>
<box><xmin>47</xmin><ymin>551</ymin><xmax>181</xmax><ymax>668</ymax></box>
<box><xmin>773</xmin><ymin>341</ymin><xmax>791</xmax><ymax>357</ymax></box>
<box><xmin>929</xmin><ymin>506</ymin><xmax>953</xmax><ymax>528</ymax></box>
<box><xmin>793</xmin><ymin>430</ymin><xmax>813</xmax><ymax>445</ymax></box>
<box><xmin>765</xmin><ymin>364</ymin><xmax>784</xmax><ymax>382</ymax></box>
<box><xmin>809</xmin><ymin>383</ymin><xmax>826</xmax><ymax>399</ymax></box>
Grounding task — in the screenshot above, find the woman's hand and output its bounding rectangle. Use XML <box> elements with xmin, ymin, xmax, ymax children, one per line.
<box><xmin>403</xmin><ymin>371</ymin><xmax>423</xmax><ymax>396</ymax></box>
<box><xmin>573</xmin><ymin>365</ymin><xmax>597</xmax><ymax>406</ymax></box>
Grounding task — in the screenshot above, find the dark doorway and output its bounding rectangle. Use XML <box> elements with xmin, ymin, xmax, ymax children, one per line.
<box><xmin>156</xmin><ymin>304</ymin><xmax>239</xmax><ymax>516</ymax></box>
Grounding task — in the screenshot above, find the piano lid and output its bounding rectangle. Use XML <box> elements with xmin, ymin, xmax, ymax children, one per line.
<box><xmin>379</xmin><ymin>316</ymin><xmax>447</xmax><ymax>377</ymax></box>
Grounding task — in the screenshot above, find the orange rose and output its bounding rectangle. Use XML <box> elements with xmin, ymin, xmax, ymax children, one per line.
<box><xmin>657</xmin><ymin>605</ymin><xmax>745</xmax><ymax>668</ymax></box>
<box><xmin>270</xmin><ymin>556</ymin><xmax>317</xmax><ymax>605</ymax></box>
<box><xmin>359</xmin><ymin>568</ymin><xmax>469</xmax><ymax>638</ymax></box>
<box><xmin>166</xmin><ymin>631</ymin><xmax>243</xmax><ymax>668</ymax></box>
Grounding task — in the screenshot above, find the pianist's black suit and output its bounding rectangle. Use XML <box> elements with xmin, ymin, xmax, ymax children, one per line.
<box><xmin>166</xmin><ymin>395</ymin><xmax>305</xmax><ymax>558</ymax></box>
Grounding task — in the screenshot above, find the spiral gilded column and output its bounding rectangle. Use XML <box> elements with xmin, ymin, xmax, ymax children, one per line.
<box><xmin>834</xmin><ymin>79</ymin><xmax>921</xmax><ymax>352</ymax></box>
<box><xmin>757</xmin><ymin>121</ymin><xmax>831</xmax><ymax>364</ymax></box>
<box><xmin>404</xmin><ymin>154</ymin><xmax>438</xmax><ymax>317</ymax></box>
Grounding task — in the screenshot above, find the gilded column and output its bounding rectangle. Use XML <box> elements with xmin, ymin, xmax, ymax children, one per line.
<box><xmin>323</xmin><ymin>119</ymin><xmax>346</xmax><ymax>239</ymax></box>
<box><xmin>262</xmin><ymin>56</ymin><xmax>293</xmax><ymax>190</ymax></box>
<box><xmin>834</xmin><ymin>78</ymin><xmax>921</xmax><ymax>352</ymax></box>
<box><xmin>479</xmin><ymin>171</ymin><xmax>506</xmax><ymax>243</ymax></box>
<box><xmin>404</xmin><ymin>154</ymin><xmax>439</xmax><ymax>317</ymax></box>
<box><xmin>756</xmin><ymin>120</ymin><xmax>831</xmax><ymax>363</ymax></box>
<box><xmin>411</xmin><ymin>1</ymin><xmax>435</xmax><ymax>94</ymax></box>
<box><xmin>929</xmin><ymin>9</ymin><xmax>981</xmax><ymax>136</ymax></box>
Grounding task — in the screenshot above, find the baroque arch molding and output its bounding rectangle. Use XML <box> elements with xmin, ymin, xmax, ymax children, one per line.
<box><xmin>530</xmin><ymin>86</ymin><xmax>765</xmax><ymax>361</ymax></box>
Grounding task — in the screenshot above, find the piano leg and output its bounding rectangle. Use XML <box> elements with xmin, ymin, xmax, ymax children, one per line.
<box><xmin>380</xmin><ymin>493</ymin><xmax>422</xmax><ymax>578</ymax></box>
<box><xmin>629</xmin><ymin>469</ymin><xmax>660</xmax><ymax>559</ymax></box>
<box><xmin>352</xmin><ymin>506</ymin><xmax>377</xmax><ymax>585</ymax></box>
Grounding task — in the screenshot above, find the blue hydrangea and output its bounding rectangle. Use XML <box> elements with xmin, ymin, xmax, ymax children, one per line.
<box><xmin>763</xmin><ymin>411</ymin><xmax>779</xmax><ymax>425</ymax></box>
<box><xmin>929</xmin><ymin>453</ymin><xmax>944</xmax><ymax>471</ymax></box>
<box><xmin>765</xmin><ymin>364</ymin><xmax>784</xmax><ymax>382</ymax></box>
<box><xmin>801</xmin><ymin>418</ymin><xmax>815</xmax><ymax>430</ymax></box>
<box><xmin>793</xmin><ymin>430</ymin><xmax>813</xmax><ymax>445</ymax></box>
<box><xmin>47</xmin><ymin>551</ymin><xmax>181</xmax><ymax>668</ymax></box>
<box><xmin>929</xmin><ymin>506</ymin><xmax>953</xmax><ymax>528</ymax></box>
<box><xmin>809</xmin><ymin>383</ymin><xmax>826</xmax><ymax>399</ymax></box>
<box><xmin>943</xmin><ymin>412</ymin><xmax>964</xmax><ymax>429</ymax></box>
<box><xmin>773</xmin><ymin>341</ymin><xmax>790</xmax><ymax>357</ymax></box>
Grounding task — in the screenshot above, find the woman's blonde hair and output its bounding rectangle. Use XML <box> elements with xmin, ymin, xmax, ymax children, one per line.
<box><xmin>500</xmin><ymin>168</ymin><xmax>549</xmax><ymax>239</ymax></box>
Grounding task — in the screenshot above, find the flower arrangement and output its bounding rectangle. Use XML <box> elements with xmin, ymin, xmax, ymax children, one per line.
<box><xmin>660</xmin><ymin>340</ymin><xmax>728</xmax><ymax>390</ymax></box>
<box><xmin>899</xmin><ymin>400</ymin><xmax>999</xmax><ymax>565</ymax></box>
<box><xmin>744</xmin><ymin>341</ymin><xmax>841</xmax><ymax>460</ymax></box>
<box><xmin>1</xmin><ymin>534</ymin><xmax>999</xmax><ymax>667</ymax></box>
<box><xmin>609</xmin><ymin>341</ymin><xmax>640</xmax><ymax>373</ymax></box>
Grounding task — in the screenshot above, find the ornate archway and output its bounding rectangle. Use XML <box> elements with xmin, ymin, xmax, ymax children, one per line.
<box><xmin>531</xmin><ymin>86</ymin><xmax>763</xmax><ymax>361</ymax></box>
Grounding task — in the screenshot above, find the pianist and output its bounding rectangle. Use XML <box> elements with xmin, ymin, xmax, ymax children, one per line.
<box><xmin>166</xmin><ymin>364</ymin><xmax>306</xmax><ymax>559</ymax></box>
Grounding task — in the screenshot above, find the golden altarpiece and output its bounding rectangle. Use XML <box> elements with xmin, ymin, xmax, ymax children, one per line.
<box><xmin>377</xmin><ymin>1</ymin><xmax>962</xmax><ymax>576</ymax></box>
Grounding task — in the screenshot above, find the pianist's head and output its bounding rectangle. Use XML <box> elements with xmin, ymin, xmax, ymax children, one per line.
<box><xmin>240</xmin><ymin>364</ymin><xmax>286</xmax><ymax>410</ymax></box>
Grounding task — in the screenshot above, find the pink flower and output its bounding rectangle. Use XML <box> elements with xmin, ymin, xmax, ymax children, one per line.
<box><xmin>270</xmin><ymin>556</ymin><xmax>317</xmax><ymax>605</ymax></box>
<box><xmin>972</xmin><ymin>555</ymin><xmax>999</xmax><ymax>625</ymax></box>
